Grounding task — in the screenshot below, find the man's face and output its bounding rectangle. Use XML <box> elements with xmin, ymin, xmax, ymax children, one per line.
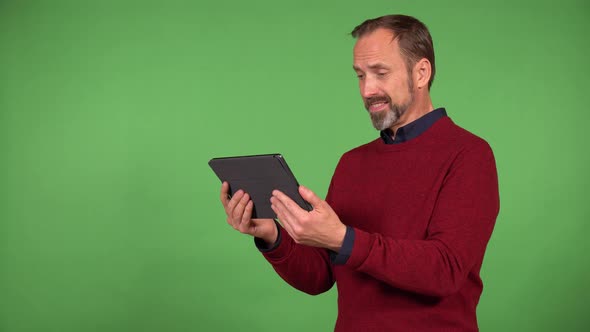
<box><xmin>353</xmin><ymin>28</ymin><xmax>414</xmax><ymax>131</ymax></box>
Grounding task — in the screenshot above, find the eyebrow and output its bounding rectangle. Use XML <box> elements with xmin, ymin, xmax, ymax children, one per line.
<box><xmin>353</xmin><ymin>63</ymin><xmax>391</xmax><ymax>71</ymax></box>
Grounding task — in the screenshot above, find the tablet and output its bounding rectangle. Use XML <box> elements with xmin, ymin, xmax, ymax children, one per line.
<box><xmin>209</xmin><ymin>154</ymin><xmax>312</xmax><ymax>219</ymax></box>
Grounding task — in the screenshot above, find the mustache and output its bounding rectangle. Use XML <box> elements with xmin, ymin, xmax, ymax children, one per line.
<box><xmin>364</xmin><ymin>95</ymin><xmax>391</xmax><ymax>109</ymax></box>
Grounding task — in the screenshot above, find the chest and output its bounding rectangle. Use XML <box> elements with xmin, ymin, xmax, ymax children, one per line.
<box><xmin>328</xmin><ymin>151</ymin><xmax>454</xmax><ymax>239</ymax></box>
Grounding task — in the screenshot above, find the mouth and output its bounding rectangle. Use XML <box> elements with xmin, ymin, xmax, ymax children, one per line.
<box><xmin>367</xmin><ymin>100</ymin><xmax>389</xmax><ymax>113</ymax></box>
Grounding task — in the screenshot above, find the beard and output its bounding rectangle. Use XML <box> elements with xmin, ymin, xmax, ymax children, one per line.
<box><xmin>365</xmin><ymin>79</ymin><xmax>415</xmax><ymax>131</ymax></box>
<box><xmin>367</xmin><ymin>97</ymin><xmax>411</xmax><ymax>131</ymax></box>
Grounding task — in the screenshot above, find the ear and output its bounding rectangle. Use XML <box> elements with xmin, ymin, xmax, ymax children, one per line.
<box><xmin>413</xmin><ymin>58</ymin><xmax>432</xmax><ymax>90</ymax></box>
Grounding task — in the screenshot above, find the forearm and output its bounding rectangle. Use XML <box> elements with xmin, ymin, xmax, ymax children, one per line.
<box><xmin>345</xmin><ymin>226</ymin><xmax>494</xmax><ymax>297</ymax></box>
<box><xmin>256</xmin><ymin>226</ymin><xmax>335</xmax><ymax>295</ymax></box>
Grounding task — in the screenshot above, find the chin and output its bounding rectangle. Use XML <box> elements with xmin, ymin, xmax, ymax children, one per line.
<box><xmin>370</xmin><ymin>111</ymin><xmax>398</xmax><ymax>131</ymax></box>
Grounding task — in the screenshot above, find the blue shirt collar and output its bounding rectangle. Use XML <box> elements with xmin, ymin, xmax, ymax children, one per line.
<box><xmin>380</xmin><ymin>108</ymin><xmax>447</xmax><ymax>144</ymax></box>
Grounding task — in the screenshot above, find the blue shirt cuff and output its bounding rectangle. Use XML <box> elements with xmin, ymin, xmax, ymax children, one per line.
<box><xmin>254</xmin><ymin>220</ymin><xmax>282</xmax><ymax>252</ymax></box>
<box><xmin>330</xmin><ymin>226</ymin><xmax>355</xmax><ymax>265</ymax></box>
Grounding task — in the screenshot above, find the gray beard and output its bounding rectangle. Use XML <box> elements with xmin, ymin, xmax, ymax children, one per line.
<box><xmin>368</xmin><ymin>75</ymin><xmax>415</xmax><ymax>131</ymax></box>
<box><xmin>369</xmin><ymin>95</ymin><xmax>413</xmax><ymax>131</ymax></box>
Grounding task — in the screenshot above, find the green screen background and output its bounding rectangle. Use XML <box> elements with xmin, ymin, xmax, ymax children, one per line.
<box><xmin>1</xmin><ymin>1</ymin><xmax>588</xmax><ymax>331</ymax></box>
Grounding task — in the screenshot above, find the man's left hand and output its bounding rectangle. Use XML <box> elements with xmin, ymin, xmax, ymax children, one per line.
<box><xmin>270</xmin><ymin>185</ymin><xmax>347</xmax><ymax>252</ymax></box>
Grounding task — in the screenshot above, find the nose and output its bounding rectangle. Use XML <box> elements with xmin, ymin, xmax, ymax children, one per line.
<box><xmin>360</xmin><ymin>77</ymin><xmax>379</xmax><ymax>99</ymax></box>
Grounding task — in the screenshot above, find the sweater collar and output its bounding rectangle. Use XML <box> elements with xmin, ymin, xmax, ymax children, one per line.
<box><xmin>380</xmin><ymin>108</ymin><xmax>447</xmax><ymax>144</ymax></box>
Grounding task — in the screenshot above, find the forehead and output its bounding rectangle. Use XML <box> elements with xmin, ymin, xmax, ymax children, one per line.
<box><xmin>353</xmin><ymin>28</ymin><xmax>402</xmax><ymax>65</ymax></box>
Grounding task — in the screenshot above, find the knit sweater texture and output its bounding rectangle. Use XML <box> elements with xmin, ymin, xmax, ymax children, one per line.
<box><xmin>262</xmin><ymin>116</ymin><xmax>500</xmax><ymax>331</ymax></box>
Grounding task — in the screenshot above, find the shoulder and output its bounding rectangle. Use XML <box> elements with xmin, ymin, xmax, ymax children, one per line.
<box><xmin>438</xmin><ymin>119</ymin><xmax>498</xmax><ymax>175</ymax></box>
<box><xmin>442</xmin><ymin>117</ymin><xmax>494</xmax><ymax>155</ymax></box>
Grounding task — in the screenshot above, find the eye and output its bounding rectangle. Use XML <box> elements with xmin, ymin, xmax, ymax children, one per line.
<box><xmin>356</xmin><ymin>74</ymin><xmax>365</xmax><ymax>79</ymax></box>
<box><xmin>377</xmin><ymin>72</ymin><xmax>387</xmax><ymax>77</ymax></box>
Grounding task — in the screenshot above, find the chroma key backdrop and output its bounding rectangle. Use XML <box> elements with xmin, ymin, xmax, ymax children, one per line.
<box><xmin>0</xmin><ymin>1</ymin><xmax>588</xmax><ymax>331</ymax></box>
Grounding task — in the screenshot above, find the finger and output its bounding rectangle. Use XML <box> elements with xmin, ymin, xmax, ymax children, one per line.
<box><xmin>271</xmin><ymin>195</ymin><xmax>297</xmax><ymax>227</ymax></box>
<box><xmin>232</xmin><ymin>192</ymin><xmax>251</xmax><ymax>223</ymax></box>
<box><xmin>238</xmin><ymin>200</ymin><xmax>254</xmax><ymax>233</ymax></box>
<box><xmin>298</xmin><ymin>185</ymin><xmax>322</xmax><ymax>208</ymax></box>
<box><xmin>272</xmin><ymin>189</ymin><xmax>306</xmax><ymax>219</ymax></box>
<box><xmin>220</xmin><ymin>182</ymin><xmax>231</xmax><ymax>206</ymax></box>
<box><xmin>271</xmin><ymin>198</ymin><xmax>295</xmax><ymax>236</ymax></box>
<box><xmin>225</xmin><ymin>189</ymin><xmax>244</xmax><ymax>216</ymax></box>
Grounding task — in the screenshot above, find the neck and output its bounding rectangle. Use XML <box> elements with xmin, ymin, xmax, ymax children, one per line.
<box><xmin>389</xmin><ymin>93</ymin><xmax>434</xmax><ymax>135</ymax></box>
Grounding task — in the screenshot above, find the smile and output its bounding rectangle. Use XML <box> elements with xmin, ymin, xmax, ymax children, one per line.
<box><xmin>368</xmin><ymin>101</ymin><xmax>389</xmax><ymax>112</ymax></box>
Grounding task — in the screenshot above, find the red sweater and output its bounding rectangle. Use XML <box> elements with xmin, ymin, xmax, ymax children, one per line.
<box><xmin>262</xmin><ymin>117</ymin><xmax>499</xmax><ymax>331</ymax></box>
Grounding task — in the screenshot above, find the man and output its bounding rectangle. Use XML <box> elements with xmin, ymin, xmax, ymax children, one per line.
<box><xmin>220</xmin><ymin>14</ymin><xmax>499</xmax><ymax>332</ymax></box>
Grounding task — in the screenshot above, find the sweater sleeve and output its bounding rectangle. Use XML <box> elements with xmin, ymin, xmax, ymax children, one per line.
<box><xmin>259</xmin><ymin>225</ymin><xmax>335</xmax><ymax>295</ymax></box>
<box><xmin>345</xmin><ymin>142</ymin><xmax>500</xmax><ymax>297</ymax></box>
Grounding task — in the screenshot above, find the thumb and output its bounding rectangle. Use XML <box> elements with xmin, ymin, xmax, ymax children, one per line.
<box><xmin>299</xmin><ymin>185</ymin><xmax>322</xmax><ymax>208</ymax></box>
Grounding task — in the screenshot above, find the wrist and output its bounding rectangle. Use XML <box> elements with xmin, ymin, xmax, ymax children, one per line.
<box><xmin>326</xmin><ymin>224</ymin><xmax>347</xmax><ymax>252</ymax></box>
<box><xmin>260</xmin><ymin>220</ymin><xmax>279</xmax><ymax>245</ymax></box>
<box><xmin>255</xmin><ymin>220</ymin><xmax>281</xmax><ymax>253</ymax></box>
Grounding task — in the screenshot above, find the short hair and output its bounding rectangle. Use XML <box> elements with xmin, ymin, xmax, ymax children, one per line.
<box><xmin>351</xmin><ymin>15</ymin><xmax>436</xmax><ymax>89</ymax></box>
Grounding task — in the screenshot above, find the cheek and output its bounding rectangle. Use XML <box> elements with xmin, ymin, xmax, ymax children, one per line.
<box><xmin>383</xmin><ymin>80</ymin><xmax>400</xmax><ymax>98</ymax></box>
<box><xmin>386</xmin><ymin>77</ymin><xmax>410</xmax><ymax>100</ymax></box>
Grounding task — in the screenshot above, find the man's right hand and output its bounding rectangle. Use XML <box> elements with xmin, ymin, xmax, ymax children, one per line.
<box><xmin>220</xmin><ymin>181</ymin><xmax>278</xmax><ymax>246</ymax></box>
